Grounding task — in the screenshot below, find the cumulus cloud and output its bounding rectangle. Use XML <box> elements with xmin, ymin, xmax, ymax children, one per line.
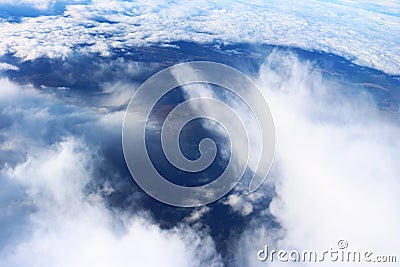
<box><xmin>0</xmin><ymin>0</ymin><xmax>399</xmax><ymax>74</ymax></box>
<box><xmin>164</xmin><ymin>49</ymin><xmax>399</xmax><ymax>259</ymax></box>
<box><xmin>170</xmin><ymin>63</ymin><xmax>265</xmax><ymax>189</ymax></box>
<box><xmin>1</xmin><ymin>138</ymin><xmax>222</xmax><ymax>267</ymax></box>
<box><xmin>0</xmin><ymin>78</ymin><xmax>223</xmax><ymax>267</ymax></box>
<box><xmin>0</xmin><ymin>6</ymin><xmax>399</xmax><ymax>262</ymax></box>
<box><xmin>235</xmin><ymin>50</ymin><xmax>400</xmax><ymax>266</ymax></box>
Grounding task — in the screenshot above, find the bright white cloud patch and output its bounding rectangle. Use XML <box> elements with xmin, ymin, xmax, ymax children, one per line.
<box><xmin>236</xmin><ymin>50</ymin><xmax>400</xmax><ymax>266</ymax></box>
<box><xmin>223</xmin><ymin>194</ymin><xmax>253</xmax><ymax>217</ymax></box>
<box><xmin>0</xmin><ymin>0</ymin><xmax>399</xmax><ymax>74</ymax></box>
<box><xmin>0</xmin><ymin>62</ymin><xmax>19</xmax><ymax>71</ymax></box>
<box><xmin>0</xmin><ymin>0</ymin><xmax>85</xmax><ymax>10</ymax></box>
<box><xmin>0</xmin><ymin>0</ymin><xmax>51</xmax><ymax>10</ymax></box>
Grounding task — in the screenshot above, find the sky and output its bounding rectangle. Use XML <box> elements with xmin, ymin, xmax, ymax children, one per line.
<box><xmin>0</xmin><ymin>0</ymin><xmax>399</xmax><ymax>74</ymax></box>
<box><xmin>0</xmin><ymin>1</ymin><xmax>400</xmax><ymax>267</ymax></box>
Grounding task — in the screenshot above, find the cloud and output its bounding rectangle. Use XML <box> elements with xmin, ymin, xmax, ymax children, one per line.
<box><xmin>0</xmin><ymin>62</ymin><xmax>19</xmax><ymax>71</ymax></box>
<box><xmin>1</xmin><ymin>41</ymin><xmax>398</xmax><ymax>265</ymax></box>
<box><xmin>0</xmin><ymin>0</ymin><xmax>86</xmax><ymax>11</ymax></box>
<box><xmin>170</xmin><ymin>63</ymin><xmax>265</xmax><ymax>187</ymax></box>
<box><xmin>0</xmin><ymin>0</ymin><xmax>54</xmax><ymax>10</ymax></box>
<box><xmin>1</xmin><ymin>138</ymin><xmax>222</xmax><ymax>267</ymax></box>
<box><xmin>0</xmin><ymin>0</ymin><xmax>399</xmax><ymax>74</ymax></box>
<box><xmin>184</xmin><ymin>206</ymin><xmax>210</xmax><ymax>224</ymax></box>
<box><xmin>235</xmin><ymin>50</ymin><xmax>400</xmax><ymax>266</ymax></box>
<box><xmin>0</xmin><ymin>78</ymin><xmax>223</xmax><ymax>267</ymax></box>
<box><xmin>223</xmin><ymin>194</ymin><xmax>253</xmax><ymax>216</ymax></box>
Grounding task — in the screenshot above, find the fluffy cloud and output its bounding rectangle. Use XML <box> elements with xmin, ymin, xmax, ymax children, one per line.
<box><xmin>144</xmin><ymin>50</ymin><xmax>399</xmax><ymax>265</ymax></box>
<box><xmin>0</xmin><ymin>78</ymin><xmax>223</xmax><ymax>267</ymax></box>
<box><xmin>1</xmin><ymin>45</ymin><xmax>398</xmax><ymax>266</ymax></box>
<box><xmin>1</xmin><ymin>138</ymin><xmax>222</xmax><ymax>267</ymax></box>
<box><xmin>223</xmin><ymin>194</ymin><xmax>253</xmax><ymax>217</ymax></box>
<box><xmin>236</xmin><ymin>50</ymin><xmax>400</xmax><ymax>266</ymax></box>
<box><xmin>0</xmin><ymin>62</ymin><xmax>19</xmax><ymax>71</ymax></box>
<box><xmin>159</xmin><ymin>50</ymin><xmax>399</xmax><ymax>266</ymax></box>
<box><xmin>0</xmin><ymin>0</ymin><xmax>399</xmax><ymax>74</ymax></box>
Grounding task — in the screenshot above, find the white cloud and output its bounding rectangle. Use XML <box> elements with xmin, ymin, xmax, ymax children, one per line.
<box><xmin>0</xmin><ymin>62</ymin><xmax>19</xmax><ymax>71</ymax></box>
<box><xmin>223</xmin><ymin>194</ymin><xmax>253</xmax><ymax>217</ymax></box>
<box><xmin>184</xmin><ymin>206</ymin><xmax>210</xmax><ymax>224</ymax></box>
<box><xmin>235</xmin><ymin>50</ymin><xmax>400</xmax><ymax>266</ymax></box>
<box><xmin>0</xmin><ymin>138</ymin><xmax>222</xmax><ymax>267</ymax></box>
<box><xmin>0</xmin><ymin>0</ymin><xmax>53</xmax><ymax>10</ymax></box>
<box><xmin>0</xmin><ymin>0</ymin><xmax>399</xmax><ymax>74</ymax></box>
<box><xmin>0</xmin><ymin>0</ymin><xmax>86</xmax><ymax>11</ymax></box>
<box><xmin>0</xmin><ymin>79</ymin><xmax>223</xmax><ymax>267</ymax></box>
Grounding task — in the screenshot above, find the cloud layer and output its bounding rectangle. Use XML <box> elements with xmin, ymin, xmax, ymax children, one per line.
<box><xmin>0</xmin><ymin>1</ymin><xmax>399</xmax><ymax>262</ymax></box>
<box><xmin>0</xmin><ymin>0</ymin><xmax>399</xmax><ymax>74</ymax></box>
